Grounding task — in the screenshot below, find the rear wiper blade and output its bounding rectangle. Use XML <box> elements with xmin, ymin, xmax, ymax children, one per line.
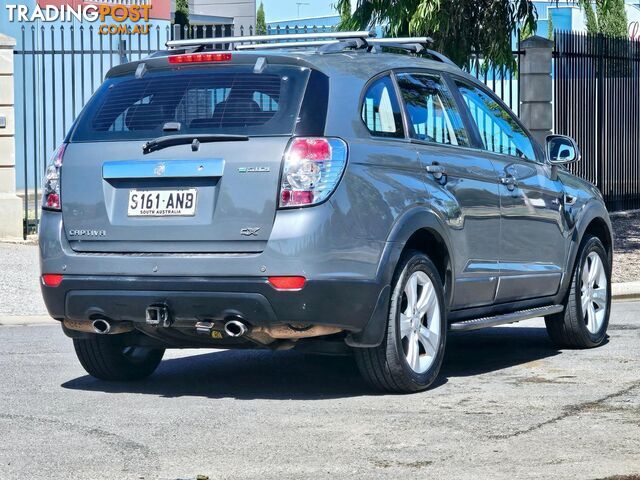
<box><xmin>142</xmin><ymin>134</ymin><xmax>249</xmax><ymax>154</ymax></box>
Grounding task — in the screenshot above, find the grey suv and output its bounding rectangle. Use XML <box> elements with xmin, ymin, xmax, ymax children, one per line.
<box><xmin>39</xmin><ymin>32</ymin><xmax>613</xmax><ymax>392</ymax></box>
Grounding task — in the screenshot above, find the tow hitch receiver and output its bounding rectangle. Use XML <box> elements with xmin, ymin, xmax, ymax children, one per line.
<box><xmin>146</xmin><ymin>304</ymin><xmax>172</xmax><ymax>327</ymax></box>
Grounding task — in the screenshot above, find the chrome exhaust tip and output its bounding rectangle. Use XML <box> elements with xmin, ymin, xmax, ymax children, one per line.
<box><xmin>224</xmin><ymin>319</ymin><xmax>248</xmax><ymax>338</ymax></box>
<box><xmin>92</xmin><ymin>319</ymin><xmax>112</xmax><ymax>335</ymax></box>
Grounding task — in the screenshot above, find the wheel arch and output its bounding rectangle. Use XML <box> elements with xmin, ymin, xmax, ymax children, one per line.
<box><xmin>557</xmin><ymin>201</ymin><xmax>613</xmax><ymax>304</ymax></box>
<box><xmin>381</xmin><ymin>207</ymin><xmax>454</xmax><ymax>288</ymax></box>
<box><xmin>583</xmin><ymin>216</ymin><xmax>613</xmax><ymax>264</ymax></box>
<box><xmin>346</xmin><ymin>207</ymin><xmax>454</xmax><ymax>348</ymax></box>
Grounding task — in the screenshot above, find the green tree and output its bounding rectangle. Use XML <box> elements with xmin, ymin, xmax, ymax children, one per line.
<box><xmin>256</xmin><ymin>2</ymin><xmax>267</xmax><ymax>35</ymax></box>
<box><xmin>337</xmin><ymin>0</ymin><xmax>351</xmax><ymax>22</ymax></box>
<box><xmin>578</xmin><ymin>0</ymin><xmax>628</xmax><ymax>36</ymax></box>
<box><xmin>174</xmin><ymin>0</ymin><xmax>189</xmax><ymax>28</ymax></box>
<box><xmin>582</xmin><ymin>1</ymin><xmax>598</xmax><ymax>32</ymax></box>
<box><xmin>335</xmin><ymin>0</ymin><xmax>537</xmax><ymax>69</ymax></box>
<box><xmin>547</xmin><ymin>10</ymin><xmax>554</xmax><ymax>39</ymax></box>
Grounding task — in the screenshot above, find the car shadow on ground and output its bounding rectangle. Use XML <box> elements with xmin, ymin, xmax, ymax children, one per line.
<box><xmin>61</xmin><ymin>326</ymin><xmax>561</xmax><ymax>400</ymax></box>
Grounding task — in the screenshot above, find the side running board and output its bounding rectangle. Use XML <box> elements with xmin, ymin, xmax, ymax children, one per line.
<box><xmin>449</xmin><ymin>305</ymin><xmax>564</xmax><ymax>332</ymax></box>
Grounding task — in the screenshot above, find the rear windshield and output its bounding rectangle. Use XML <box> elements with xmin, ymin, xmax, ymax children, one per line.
<box><xmin>70</xmin><ymin>65</ymin><xmax>310</xmax><ymax>142</ymax></box>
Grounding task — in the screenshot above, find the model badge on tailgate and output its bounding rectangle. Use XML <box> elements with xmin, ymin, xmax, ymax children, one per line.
<box><xmin>240</xmin><ymin>227</ymin><xmax>261</xmax><ymax>237</ymax></box>
<box><xmin>68</xmin><ymin>229</ymin><xmax>107</xmax><ymax>237</ymax></box>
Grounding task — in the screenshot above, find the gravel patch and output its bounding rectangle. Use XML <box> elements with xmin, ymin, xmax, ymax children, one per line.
<box><xmin>0</xmin><ymin>243</ymin><xmax>46</xmax><ymax>316</ymax></box>
<box><xmin>611</xmin><ymin>210</ymin><xmax>640</xmax><ymax>283</ymax></box>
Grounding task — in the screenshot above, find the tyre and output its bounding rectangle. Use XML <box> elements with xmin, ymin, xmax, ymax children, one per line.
<box><xmin>354</xmin><ymin>250</ymin><xmax>447</xmax><ymax>393</ymax></box>
<box><xmin>73</xmin><ymin>336</ymin><xmax>165</xmax><ymax>381</ymax></box>
<box><xmin>545</xmin><ymin>235</ymin><xmax>611</xmax><ymax>348</ymax></box>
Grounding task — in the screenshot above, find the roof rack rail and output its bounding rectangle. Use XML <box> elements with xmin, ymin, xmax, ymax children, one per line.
<box><xmin>422</xmin><ymin>49</ymin><xmax>457</xmax><ymax>66</ymax></box>
<box><xmin>164</xmin><ymin>33</ymin><xmax>457</xmax><ymax>67</ymax></box>
<box><xmin>235</xmin><ymin>39</ymin><xmax>342</xmax><ymax>51</ymax></box>
<box><xmin>233</xmin><ymin>36</ymin><xmax>434</xmax><ymax>52</ymax></box>
<box><xmin>166</xmin><ymin>30</ymin><xmax>375</xmax><ymax>50</ymax></box>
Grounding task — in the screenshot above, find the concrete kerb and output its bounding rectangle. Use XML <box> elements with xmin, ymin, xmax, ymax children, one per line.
<box><xmin>0</xmin><ymin>315</ymin><xmax>57</xmax><ymax>326</ymax></box>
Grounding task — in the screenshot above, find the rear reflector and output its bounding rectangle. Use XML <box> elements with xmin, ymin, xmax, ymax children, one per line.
<box><xmin>268</xmin><ymin>276</ymin><xmax>306</xmax><ymax>291</ymax></box>
<box><xmin>42</xmin><ymin>274</ymin><xmax>63</xmax><ymax>287</ymax></box>
<box><xmin>168</xmin><ymin>53</ymin><xmax>232</xmax><ymax>64</ymax></box>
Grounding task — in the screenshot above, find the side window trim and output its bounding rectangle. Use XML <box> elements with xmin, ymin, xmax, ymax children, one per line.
<box><xmin>389</xmin><ymin>71</ymin><xmax>411</xmax><ymax>140</ymax></box>
<box><xmin>449</xmin><ymin>74</ymin><xmax>544</xmax><ymax>163</ymax></box>
<box><xmin>441</xmin><ymin>73</ymin><xmax>486</xmax><ymax>150</ymax></box>
<box><xmin>393</xmin><ymin>68</ymin><xmax>471</xmax><ymax>148</ymax></box>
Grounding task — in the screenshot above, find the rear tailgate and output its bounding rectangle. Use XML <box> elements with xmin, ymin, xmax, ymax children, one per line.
<box><xmin>61</xmin><ymin>62</ymin><xmax>310</xmax><ymax>253</ymax></box>
<box><xmin>61</xmin><ymin>139</ymin><xmax>288</xmax><ymax>253</ymax></box>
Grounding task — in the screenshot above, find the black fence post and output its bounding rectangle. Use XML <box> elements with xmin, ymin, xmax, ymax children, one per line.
<box><xmin>173</xmin><ymin>23</ymin><xmax>181</xmax><ymax>41</ymax></box>
<box><xmin>118</xmin><ymin>39</ymin><xmax>127</xmax><ymax>64</ymax></box>
<box><xmin>596</xmin><ymin>33</ymin><xmax>605</xmax><ymax>199</ymax></box>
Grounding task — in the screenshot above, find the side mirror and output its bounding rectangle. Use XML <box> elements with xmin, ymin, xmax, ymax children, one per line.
<box><xmin>546</xmin><ymin>135</ymin><xmax>581</xmax><ymax>165</ymax></box>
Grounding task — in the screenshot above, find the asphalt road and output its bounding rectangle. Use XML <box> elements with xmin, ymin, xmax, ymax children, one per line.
<box><xmin>0</xmin><ymin>303</ymin><xmax>639</xmax><ymax>480</ymax></box>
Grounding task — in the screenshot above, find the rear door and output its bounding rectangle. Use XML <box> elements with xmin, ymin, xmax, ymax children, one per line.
<box><xmin>453</xmin><ymin>80</ymin><xmax>566</xmax><ymax>303</ymax></box>
<box><xmin>395</xmin><ymin>71</ymin><xmax>502</xmax><ymax>309</ymax></box>
<box><xmin>62</xmin><ymin>63</ymin><xmax>310</xmax><ymax>253</ymax></box>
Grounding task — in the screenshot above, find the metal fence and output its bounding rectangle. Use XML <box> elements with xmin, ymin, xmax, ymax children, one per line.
<box><xmin>266</xmin><ymin>24</ymin><xmax>336</xmax><ymax>35</ymax></box>
<box><xmin>554</xmin><ymin>31</ymin><xmax>640</xmax><ymax>211</ymax></box>
<box><xmin>467</xmin><ymin>52</ymin><xmax>521</xmax><ymax>115</ymax></box>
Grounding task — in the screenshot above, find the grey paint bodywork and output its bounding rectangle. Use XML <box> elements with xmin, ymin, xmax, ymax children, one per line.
<box><xmin>39</xmin><ymin>50</ymin><xmax>613</xmax><ymax>348</ymax></box>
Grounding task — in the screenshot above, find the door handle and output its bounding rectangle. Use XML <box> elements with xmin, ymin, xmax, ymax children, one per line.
<box><xmin>426</xmin><ymin>164</ymin><xmax>446</xmax><ymax>180</ymax></box>
<box><xmin>499</xmin><ymin>175</ymin><xmax>518</xmax><ymax>191</ymax></box>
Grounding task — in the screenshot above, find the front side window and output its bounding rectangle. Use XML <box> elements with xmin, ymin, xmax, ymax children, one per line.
<box><xmin>396</xmin><ymin>73</ymin><xmax>469</xmax><ymax>147</ymax></box>
<box><xmin>456</xmin><ymin>82</ymin><xmax>536</xmax><ymax>160</ymax></box>
<box><xmin>361</xmin><ymin>75</ymin><xmax>405</xmax><ymax>138</ymax></box>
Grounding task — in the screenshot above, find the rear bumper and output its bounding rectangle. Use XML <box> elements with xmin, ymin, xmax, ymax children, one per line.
<box><xmin>41</xmin><ymin>275</ymin><xmax>383</xmax><ymax>334</ymax></box>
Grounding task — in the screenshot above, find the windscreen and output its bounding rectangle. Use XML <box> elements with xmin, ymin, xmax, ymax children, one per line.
<box><xmin>70</xmin><ymin>64</ymin><xmax>310</xmax><ymax>142</ymax></box>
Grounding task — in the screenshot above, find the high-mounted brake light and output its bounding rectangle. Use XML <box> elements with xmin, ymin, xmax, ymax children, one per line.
<box><xmin>279</xmin><ymin>137</ymin><xmax>348</xmax><ymax>208</ymax></box>
<box><xmin>42</xmin><ymin>274</ymin><xmax>63</xmax><ymax>288</ymax></box>
<box><xmin>168</xmin><ymin>53</ymin><xmax>232</xmax><ymax>64</ymax></box>
<box><xmin>42</xmin><ymin>144</ymin><xmax>66</xmax><ymax>211</ymax></box>
<box><xmin>268</xmin><ymin>276</ymin><xmax>306</xmax><ymax>291</ymax></box>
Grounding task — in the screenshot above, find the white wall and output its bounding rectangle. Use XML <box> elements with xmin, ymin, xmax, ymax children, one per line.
<box><xmin>189</xmin><ymin>0</ymin><xmax>256</xmax><ymax>30</ymax></box>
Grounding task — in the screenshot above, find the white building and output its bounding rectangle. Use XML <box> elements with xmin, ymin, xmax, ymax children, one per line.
<box><xmin>536</xmin><ymin>0</ymin><xmax>640</xmax><ymax>37</ymax></box>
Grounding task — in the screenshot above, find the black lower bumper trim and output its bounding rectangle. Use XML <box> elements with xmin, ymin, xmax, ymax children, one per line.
<box><xmin>42</xmin><ymin>275</ymin><xmax>383</xmax><ymax>334</ymax></box>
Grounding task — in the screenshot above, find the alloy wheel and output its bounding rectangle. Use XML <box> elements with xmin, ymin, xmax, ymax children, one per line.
<box><xmin>580</xmin><ymin>251</ymin><xmax>608</xmax><ymax>334</ymax></box>
<box><xmin>399</xmin><ymin>271</ymin><xmax>441</xmax><ymax>374</ymax></box>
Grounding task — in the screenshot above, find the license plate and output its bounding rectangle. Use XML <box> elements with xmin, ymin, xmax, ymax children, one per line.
<box><xmin>127</xmin><ymin>189</ymin><xmax>197</xmax><ymax>217</ymax></box>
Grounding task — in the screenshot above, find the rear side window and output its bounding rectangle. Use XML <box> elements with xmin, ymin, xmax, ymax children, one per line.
<box><xmin>361</xmin><ymin>75</ymin><xmax>405</xmax><ymax>138</ymax></box>
<box><xmin>396</xmin><ymin>73</ymin><xmax>469</xmax><ymax>146</ymax></box>
<box><xmin>70</xmin><ymin>65</ymin><xmax>310</xmax><ymax>142</ymax></box>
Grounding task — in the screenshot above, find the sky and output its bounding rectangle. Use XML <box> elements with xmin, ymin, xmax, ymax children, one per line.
<box><xmin>259</xmin><ymin>0</ymin><xmax>337</xmax><ymax>23</ymax></box>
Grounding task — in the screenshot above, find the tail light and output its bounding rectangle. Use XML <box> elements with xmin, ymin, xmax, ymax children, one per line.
<box><xmin>42</xmin><ymin>144</ymin><xmax>66</xmax><ymax>211</ymax></box>
<box><xmin>279</xmin><ymin>137</ymin><xmax>348</xmax><ymax>208</ymax></box>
